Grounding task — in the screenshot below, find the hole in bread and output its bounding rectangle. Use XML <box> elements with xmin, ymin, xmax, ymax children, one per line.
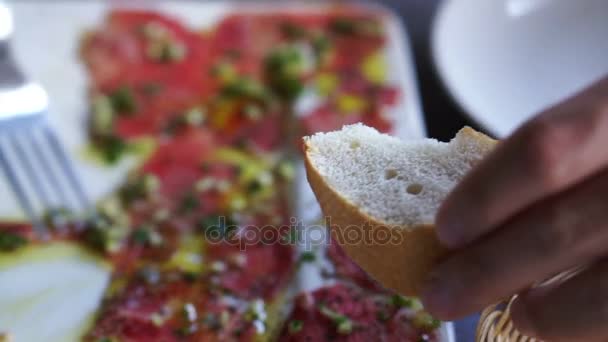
<box><xmin>384</xmin><ymin>169</ymin><xmax>398</xmax><ymax>180</ymax></box>
<box><xmin>406</xmin><ymin>183</ymin><xmax>423</xmax><ymax>195</ymax></box>
<box><xmin>349</xmin><ymin>140</ymin><xmax>360</xmax><ymax>149</ymax></box>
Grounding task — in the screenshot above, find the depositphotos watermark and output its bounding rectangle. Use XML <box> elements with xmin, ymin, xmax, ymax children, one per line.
<box><xmin>202</xmin><ymin>216</ymin><xmax>404</xmax><ymax>251</ymax></box>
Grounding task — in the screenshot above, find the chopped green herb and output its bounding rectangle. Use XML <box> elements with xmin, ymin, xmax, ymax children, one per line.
<box><xmin>132</xmin><ymin>227</ymin><xmax>163</xmax><ymax>247</ymax></box>
<box><xmin>220</xmin><ymin>77</ymin><xmax>268</xmax><ymax>101</ymax></box>
<box><xmin>282</xmin><ymin>228</ymin><xmax>299</xmax><ymax>245</ymax></box>
<box><xmin>141</xmin><ymin>22</ymin><xmax>169</xmax><ymax>40</ymax></box>
<box><xmin>312</xmin><ymin>34</ymin><xmax>332</xmax><ymax>65</ymax></box>
<box><xmin>147</xmin><ymin>40</ymin><xmax>187</xmax><ymax>63</ymax></box>
<box><xmin>120</xmin><ymin>174</ymin><xmax>159</xmax><ymax>204</ymax></box>
<box><xmin>330</xmin><ymin>18</ymin><xmax>382</xmax><ymax>37</ymax></box>
<box><xmin>412</xmin><ymin>312</ymin><xmax>441</xmax><ymax>331</ymax></box>
<box><xmin>377</xmin><ymin>310</ymin><xmax>390</xmax><ymax>322</ymax></box>
<box><xmin>243</xmin><ymin>103</ymin><xmax>263</xmax><ymax>121</ymax></box>
<box><xmin>109</xmin><ymin>86</ymin><xmax>137</xmax><ymax>115</ymax></box>
<box><xmin>276</xmin><ymin>161</ymin><xmax>295</xmax><ymax>181</ymax></box>
<box><xmin>391</xmin><ymin>294</ymin><xmax>414</xmax><ymax>308</ymax></box>
<box><xmin>288</xmin><ymin>320</ymin><xmax>303</xmax><ymax>334</ymax></box>
<box><xmin>246</xmin><ymin>179</ymin><xmax>263</xmax><ymax>194</ymax></box>
<box><xmin>299</xmin><ymin>251</ymin><xmax>316</xmax><ymax>264</ymax></box>
<box><xmin>330</xmin><ymin>18</ymin><xmax>357</xmax><ymax>35</ymax></box>
<box><xmin>179</xmin><ymin>192</ymin><xmax>200</xmax><ymax>214</ymax></box>
<box><xmin>98</xmin><ymin>134</ymin><xmax>128</xmax><ymax>164</ymax></box>
<box><xmin>150</xmin><ymin>313</ymin><xmax>165</xmax><ymax>327</ymax></box>
<box><xmin>182</xmin><ymin>272</ymin><xmax>198</xmax><ymax>283</ymax></box>
<box><xmin>174</xmin><ymin>324</ymin><xmax>197</xmax><ymax>337</ymax></box>
<box><xmin>164</xmin><ymin>115</ymin><xmax>186</xmax><ymax>135</ymax></box>
<box><xmin>199</xmin><ymin>216</ymin><xmax>238</xmax><ymax>241</ymax></box>
<box><xmin>244</xmin><ymin>299</ymin><xmax>266</xmax><ymax>324</ymax></box>
<box><xmin>319</xmin><ymin>305</ymin><xmax>354</xmax><ymax>335</ymax></box>
<box><xmin>264</xmin><ymin>45</ymin><xmax>304</xmax><ymax>101</ymax></box>
<box><xmin>83</xmin><ymin>215</ymin><xmax>128</xmax><ymax>253</ymax></box>
<box><xmin>42</xmin><ymin>208</ymin><xmax>73</xmax><ymax>228</ymax></box>
<box><xmin>91</xmin><ymin>95</ymin><xmax>115</xmax><ymax>135</ymax></box>
<box><xmin>0</xmin><ymin>231</ymin><xmax>28</xmax><ymax>252</ymax></box>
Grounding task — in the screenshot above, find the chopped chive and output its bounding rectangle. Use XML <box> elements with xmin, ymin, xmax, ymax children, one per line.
<box><xmin>99</xmin><ymin>134</ymin><xmax>128</xmax><ymax>164</ymax></box>
<box><xmin>298</xmin><ymin>251</ymin><xmax>316</xmax><ymax>264</ymax></box>
<box><xmin>288</xmin><ymin>320</ymin><xmax>303</xmax><ymax>334</ymax></box>
<box><xmin>391</xmin><ymin>294</ymin><xmax>414</xmax><ymax>308</ymax></box>
<box><xmin>0</xmin><ymin>231</ymin><xmax>28</xmax><ymax>252</ymax></box>
<box><xmin>179</xmin><ymin>192</ymin><xmax>200</xmax><ymax>214</ymax></box>
<box><xmin>109</xmin><ymin>86</ymin><xmax>137</xmax><ymax>115</ymax></box>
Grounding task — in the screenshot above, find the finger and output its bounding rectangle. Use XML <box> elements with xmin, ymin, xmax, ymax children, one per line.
<box><xmin>422</xmin><ymin>168</ymin><xmax>608</xmax><ymax>319</ymax></box>
<box><xmin>436</xmin><ymin>77</ymin><xmax>608</xmax><ymax>248</ymax></box>
<box><xmin>511</xmin><ymin>260</ymin><xmax>608</xmax><ymax>342</ymax></box>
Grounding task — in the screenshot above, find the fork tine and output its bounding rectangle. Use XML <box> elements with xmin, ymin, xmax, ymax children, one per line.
<box><xmin>0</xmin><ymin>138</ymin><xmax>45</xmax><ymax>233</ymax></box>
<box><xmin>42</xmin><ymin>125</ymin><xmax>91</xmax><ymax>212</ymax></box>
<box><xmin>28</xmin><ymin>125</ymin><xmax>73</xmax><ymax>210</ymax></box>
<box><xmin>9</xmin><ymin>130</ymin><xmax>53</xmax><ymax>209</ymax></box>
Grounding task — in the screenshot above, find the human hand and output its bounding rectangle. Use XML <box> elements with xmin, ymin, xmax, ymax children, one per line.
<box><xmin>421</xmin><ymin>76</ymin><xmax>608</xmax><ymax>341</ymax></box>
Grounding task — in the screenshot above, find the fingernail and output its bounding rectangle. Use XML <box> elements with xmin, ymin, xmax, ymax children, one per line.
<box><xmin>434</xmin><ymin>219</ymin><xmax>466</xmax><ymax>249</ymax></box>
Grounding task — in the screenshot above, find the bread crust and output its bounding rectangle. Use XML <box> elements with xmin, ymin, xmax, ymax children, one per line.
<box><xmin>304</xmin><ymin>127</ymin><xmax>496</xmax><ymax>296</ymax></box>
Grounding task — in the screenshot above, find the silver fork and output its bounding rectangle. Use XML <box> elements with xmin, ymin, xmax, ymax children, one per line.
<box><xmin>0</xmin><ymin>3</ymin><xmax>90</xmax><ymax>233</ymax></box>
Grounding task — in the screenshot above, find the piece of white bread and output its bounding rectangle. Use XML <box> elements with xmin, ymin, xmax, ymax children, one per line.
<box><xmin>304</xmin><ymin>124</ymin><xmax>496</xmax><ymax>295</ymax></box>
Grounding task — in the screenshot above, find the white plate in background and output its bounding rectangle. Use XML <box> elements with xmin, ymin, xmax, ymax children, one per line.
<box><xmin>432</xmin><ymin>0</ymin><xmax>608</xmax><ymax>138</ymax></box>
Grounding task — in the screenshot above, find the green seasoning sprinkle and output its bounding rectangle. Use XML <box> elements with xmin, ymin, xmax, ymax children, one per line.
<box><xmin>132</xmin><ymin>227</ymin><xmax>163</xmax><ymax>247</ymax></box>
<box><xmin>109</xmin><ymin>86</ymin><xmax>137</xmax><ymax>115</ymax></box>
<box><xmin>198</xmin><ymin>216</ymin><xmax>238</xmax><ymax>241</ymax></box>
<box><xmin>179</xmin><ymin>192</ymin><xmax>200</xmax><ymax>214</ymax></box>
<box><xmin>220</xmin><ymin>77</ymin><xmax>268</xmax><ymax>101</ymax></box>
<box><xmin>147</xmin><ymin>40</ymin><xmax>187</xmax><ymax>63</ymax></box>
<box><xmin>83</xmin><ymin>215</ymin><xmax>128</xmax><ymax>253</ymax></box>
<box><xmin>96</xmin><ymin>337</ymin><xmax>119</xmax><ymax>342</ymax></box>
<box><xmin>0</xmin><ymin>231</ymin><xmax>28</xmax><ymax>252</ymax></box>
<box><xmin>330</xmin><ymin>18</ymin><xmax>382</xmax><ymax>37</ymax></box>
<box><xmin>376</xmin><ymin>310</ymin><xmax>390</xmax><ymax>322</ymax></box>
<box><xmin>312</xmin><ymin>34</ymin><xmax>332</xmax><ymax>65</ymax></box>
<box><xmin>264</xmin><ymin>45</ymin><xmax>304</xmax><ymax>101</ymax></box>
<box><xmin>276</xmin><ymin>161</ymin><xmax>295</xmax><ymax>181</ymax></box>
<box><xmin>91</xmin><ymin>95</ymin><xmax>115</xmax><ymax>135</ymax></box>
<box><xmin>97</xmin><ymin>134</ymin><xmax>128</xmax><ymax>164</ymax></box>
<box><xmin>412</xmin><ymin>312</ymin><xmax>441</xmax><ymax>331</ymax></box>
<box><xmin>298</xmin><ymin>251</ymin><xmax>316</xmax><ymax>264</ymax></box>
<box><xmin>330</xmin><ymin>18</ymin><xmax>357</xmax><ymax>35</ymax></box>
<box><xmin>319</xmin><ymin>305</ymin><xmax>354</xmax><ymax>335</ymax></box>
<box><xmin>282</xmin><ymin>228</ymin><xmax>298</xmax><ymax>245</ymax></box>
<box><xmin>287</xmin><ymin>320</ymin><xmax>303</xmax><ymax>334</ymax></box>
<box><xmin>246</xmin><ymin>179</ymin><xmax>263</xmax><ymax>194</ymax></box>
<box><xmin>120</xmin><ymin>174</ymin><xmax>160</xmax><ymax>204</ymax></box>
<box><xmin>42</xmin><ymin>207</ymin><xmax>73</xmax><ymax>229</ymax></box>
<box><xmin>391</xmin><ymin>294</ymin><xmax>414</xmax><ymax>308</ymax></box>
